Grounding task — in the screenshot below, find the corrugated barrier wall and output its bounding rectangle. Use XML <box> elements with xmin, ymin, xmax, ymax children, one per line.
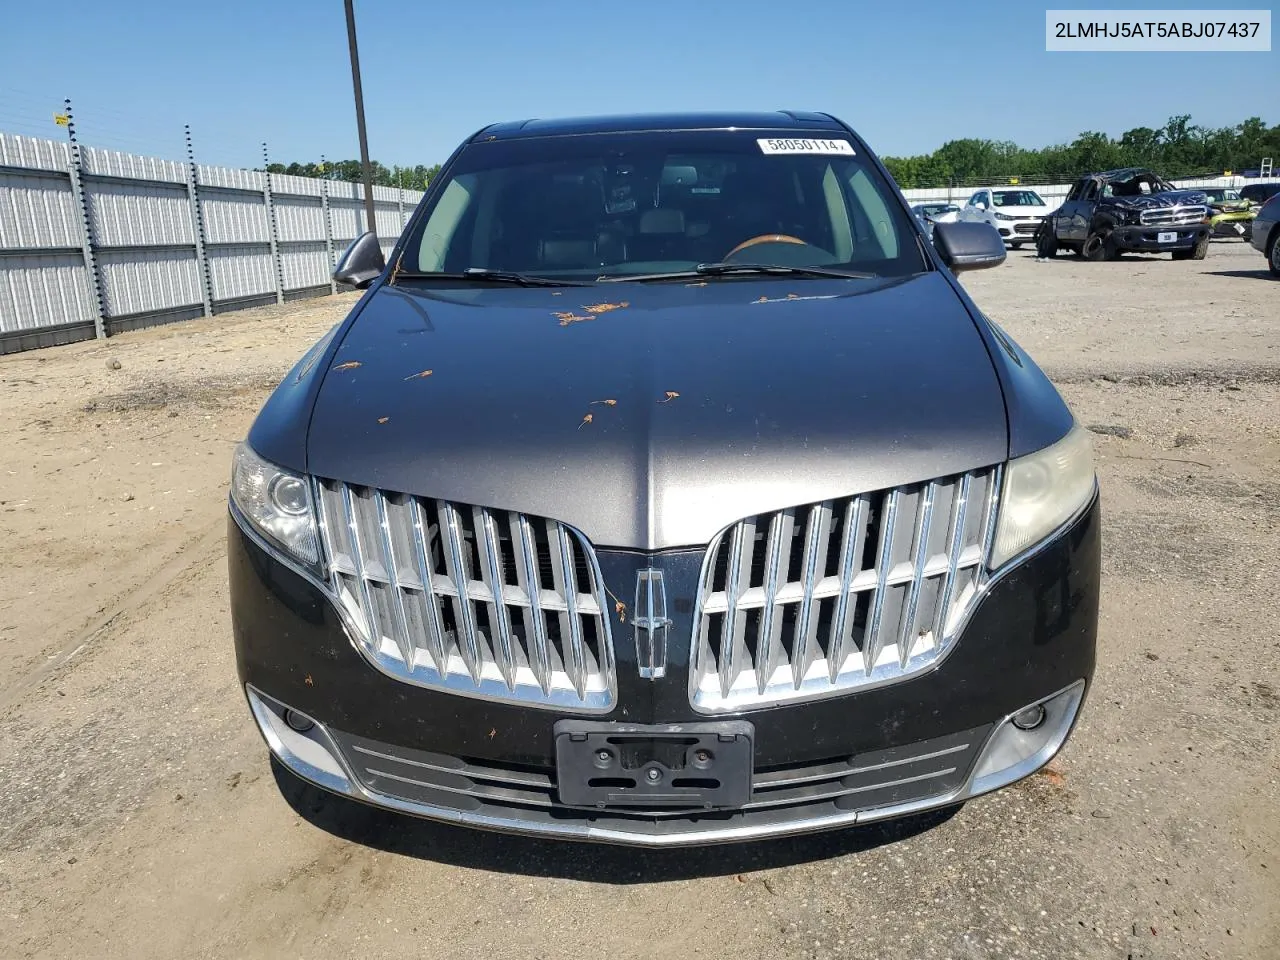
<box><xmin>0</xmin><ymin>132</ymin><xmax>425</xmax><ymax>354</ymax></box>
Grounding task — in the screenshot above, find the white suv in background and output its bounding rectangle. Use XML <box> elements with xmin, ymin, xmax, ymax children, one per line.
<box><xmin>960</xmin><ymin>188</ymin><xmax>1056</xmax><ymax>249</ymax></box>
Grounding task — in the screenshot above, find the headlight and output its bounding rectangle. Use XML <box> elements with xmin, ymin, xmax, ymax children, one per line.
<box><xmin>991</xmin><ymin>426</ymin><xmax>1096</xmax><ymax>568</ymax></box>
<box><xmin>230</xmin><ymin>442</ymin><xmax>320</xmax><ymax>566</ymax></box>
<box><xmin>993</xmin><ymin>211</ymin><xmax>1019</xmax><ymax>220</ymax></box>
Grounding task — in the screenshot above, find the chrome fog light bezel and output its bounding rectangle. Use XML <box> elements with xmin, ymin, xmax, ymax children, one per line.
<box><xmin>245</xmin><ymin>685</ymin><xmax>352</xmax><ymax>796</ymax></box>
<box><xmin>966</xmin><ymin>679</ymin><xmax>1086</xmax><ymax>797</ymax></box>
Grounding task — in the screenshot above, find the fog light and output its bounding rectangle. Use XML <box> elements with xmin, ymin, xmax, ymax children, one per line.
<box><xmin>1011</xmin><ymin>704</ymin><xmax>1046</xmax><ymax>730</ymax></box>
<box><xmin>284</xmin><ymin>709</ymin><xmax>314</xmax><ymax>733</ymax></box>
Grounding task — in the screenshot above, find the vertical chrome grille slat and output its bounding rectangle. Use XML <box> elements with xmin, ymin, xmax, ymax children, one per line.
<box><xmin>827</xmin><ymin>496</ymin><xmax>868</xmax><ymax>682</ymax></box>
<box><xmin>408</xmin><ymin>499</ymin><xmax>449</xmax><ymax>674</ymax></box>
<box><xmin>691</xmin><ymin>467</ymin><xmax>1001</xmax><ymax>713</ymax></box>
<box><xmin>932</xmin><ymin>473</ymin><xmax>971</xmax><ymax>642</ymax></box>
<box><xmin>717</xmin><ymin>519</ymin><xmax>753</xmax><ymax>698</ymax></box>
<box><xmin>340</xmin><ymin>484</ymin><xmax>382</xmax><ymax>647</ymax></box>
<box><xmin>374</xmin><ymin>491</ymin><xmax>418</xmax><ymax>671</ymax></box>
<box><xmin>790</xmin><ymin>502</ymin><xmax>831</xmax><ymax>689</ymax></box>
<box><xmin>512</xmin><ymin>512</ymin><xmax>553</xmax><ymax>694</ymax></box>
<box><xmin>315</xmin><ymin>481</ymin><xmax>614</xmax><ymax>711</ymax></box>
<box><xmin>550</xmin><ymin>521</ymin><xmax>588</xmax><ymax>699</ymax></box>
<box><xmin>755</xmin><ymin>510</ymin><xmax>792</xmax><ymax>694</ymax></box>
<box><xmin>438</xmin><ymin>500</ymin><xmax>483</xmax><ymax>683</ymax></box>
<box><xmin>474</xmin><ymin>506</ymin><xmax>517</xmax><ymax>689</ymax></box>
<box><xmin>862</xmin><ymin>489</ymin><xmax>899</xmax><ymax>676</ymax></box>
<box><xmin>897</xmin><ymin>482</ymin><xmax>936</xmax><ymax>669</ymax></box>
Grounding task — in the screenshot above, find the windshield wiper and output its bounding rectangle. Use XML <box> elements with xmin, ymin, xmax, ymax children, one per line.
<box><xmin>392</xmin><ymin>268</ymin><xmax>592</xmax><ymax>287</ymax></box>
<box><xmin>599</xmin><ymin>262</ymin><xmax>877</xmax><ymax>282</ymax></box>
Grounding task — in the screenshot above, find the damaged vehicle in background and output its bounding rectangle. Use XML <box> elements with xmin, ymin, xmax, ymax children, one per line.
<box><xmin>910</xmin><ymin>202</ymin><xmax>962</xmax><ymax>239</ymax></box>
<box><xmin>228</xmin><ymin>111</ymin><xmax>1100</xmax><ymax>847</ymax></box>
<box><xmin>1036</xmin><ymin>167</ymin><xmax>1210</xmax><ymax>261</ymax></box>
<box><xmin>1200</xmin><ymin>187</ymin><xmax>1257</xmax><ymax>241</ymax></box>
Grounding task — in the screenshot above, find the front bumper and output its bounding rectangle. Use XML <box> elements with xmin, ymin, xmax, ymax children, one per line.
<box><xmin>994</xmin><ymin>219</ymin><xmax>1044</xmax><ymax>242</ymax></box>
<box><xmin>230</xmin><ymin>496</ymin><xmax>1100</xmax><ymax>846</ymax></box>
<box><xmin>1111</xmin><ymin>224</ymin><xmax>1209</xmax><ymax>251</ymax></box>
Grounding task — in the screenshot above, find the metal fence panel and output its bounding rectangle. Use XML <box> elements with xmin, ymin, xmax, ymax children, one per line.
<box><xmin>96</xmin><ymin>247</ymin><xmax>202</xmax><ymax>317</ymax></box>
<box><xmin>87</xmin><ymin>181</ymin><xmax>193</xmax><ymax>248</ymax></box>
<box><xmin>201</xmin><ymin>191</ymin><xmax>270</xmax><ymax>245</ymax></box>
<box><xmin>0</xmin><ymin>130</ymin><xmax>416</xmax><ymax>351</ymax></box>
<box><xmin>0</xmin><ymin>171</ymin><xmax>81</xmax><ymax>249</ymax></box>
<box><xmin>280</xmin><ymin>242</ymin><xmax>330</xmax><ymax>291</ymax></box>
<box><xmin>0</xmin><ymin>252</ymin><xmax>94</xmax><ymax>333</ymax></box>
<box><xmin>207</xmin><ymin>243</ymin><xmax>276</xmax><ymax>302</ymax></box>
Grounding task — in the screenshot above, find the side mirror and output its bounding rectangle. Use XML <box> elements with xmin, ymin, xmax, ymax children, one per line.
<box><xmin>932</xmin><ymin>221</ymin><xmax>1007</xmax><ymax>272</ymax></box>
<box><xmin>333</xmin><ymin>231</ymin><xmax>385</xmax><ymax>289</ymax></box>
<box><xmin>974</xmin><ymin>201</ymin><xmax>987</xmax><ymax>211</ymax></box>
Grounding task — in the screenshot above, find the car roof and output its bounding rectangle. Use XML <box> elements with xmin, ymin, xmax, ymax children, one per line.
<box><xmin>471</xmin><ymin>111</ymin><xmax>846</xmax><ymax>141</ymax></box>
<box><xmin>1085</xmin><ymin>167</ymin><xmax>1159</xmax><ymax>182</ymax></box>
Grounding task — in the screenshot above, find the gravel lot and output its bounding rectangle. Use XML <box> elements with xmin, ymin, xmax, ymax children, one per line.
<box><xmin>2</xmin><ymin>242</ymin><xmax>1277</xmax><ymax>960</ymax></box>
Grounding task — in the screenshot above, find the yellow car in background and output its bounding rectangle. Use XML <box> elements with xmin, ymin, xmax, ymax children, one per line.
<box><xmin>1202</xmin><ymin>187</ymin><xmax>1257</xmax><ymax>240</ymax></box>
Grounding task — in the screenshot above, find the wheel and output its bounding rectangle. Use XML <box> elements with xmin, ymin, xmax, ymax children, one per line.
<box><xmin>1081</xmin><ymin>228</ymin><xmax>1115</xmax><ymax>262</ymax></box>
<box><xmin>1268</xmin><ymin>230</ymin><xmax>1280</xmax><ymax>277</ymax></box>
<box><xmin>1035</xmin><ymin>223</ymin><xmax>1059</xmax><ymax>259</ymax></box>
<box><xmin>1010</xmin><ymin>241</ymin><xmax>1023</xmax><ymax>250</ymax></box>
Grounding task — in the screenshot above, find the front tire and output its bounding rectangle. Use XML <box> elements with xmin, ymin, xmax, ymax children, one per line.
<box><xmin>1081</xmin><ymin>228</ymin><xmax>1115</xmax><ymax>262</ymax></box>
<box><xmin>1010</xmin><ymin>241</ymin><xmax>1023</xmax><ymax>250</ymax></box>
<box><xmin>1035</xmin><ymin>224</ymin><xmax>1059</xmax><ymax>259</ymax></box>
<box><xmin>1268</xmin><ymin>230</ymin><xmax>1280</xmax><ymax>277</ymax></box>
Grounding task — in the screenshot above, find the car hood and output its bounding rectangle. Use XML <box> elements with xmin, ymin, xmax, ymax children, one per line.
<box><xmin>1105</xmin><ymin>188</ymin><xmax>1209</xmax><ymax>210</ymax></box>
<box><xmin>305</xmin><ymin>273</ymin><xmax>1008</xmax><ymax>550</ymax></box>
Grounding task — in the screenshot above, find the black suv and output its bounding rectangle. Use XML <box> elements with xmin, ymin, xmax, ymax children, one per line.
<box><xmin>1239</xmin><ymin>182</ymin><xmax>1280</xmax><ymax>206</ymax></box>
<box><xmin>229</xmin><ymin>112</ymin><xmax>1100</xmax><ymax>846</ymax></box>
<box><xmin>1036</xmin><ymin>167</ymin><xmax>1211</xmax><ymax>261</ymax></box>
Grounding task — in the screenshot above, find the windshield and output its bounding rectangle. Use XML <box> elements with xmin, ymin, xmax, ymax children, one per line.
<box><xmin>992</xmin><ymin>190</ymin><xmax>1045</xmax><ymax>207</ymax></box>
<box><xmin>400</xmin><ymin>130</ymin><xmax>926</xmax><ymax>282</ymax></box>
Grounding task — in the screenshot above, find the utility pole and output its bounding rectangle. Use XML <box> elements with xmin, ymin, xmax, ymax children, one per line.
<box><xmin>344</xmin><ymin>0</ymin><xmax>377</xmax><ymax>238</ymax></box>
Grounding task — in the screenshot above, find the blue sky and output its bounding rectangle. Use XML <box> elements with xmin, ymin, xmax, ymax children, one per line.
<box><xmin>0</xmin><ymin>0</ymin><xmax>1274</xmax><ymax>169</ymax></box>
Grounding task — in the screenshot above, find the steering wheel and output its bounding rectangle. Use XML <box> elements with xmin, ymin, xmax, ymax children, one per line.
<box><xmin>723</xmin><ymin>234</ymin><xmax>807</xmax><ymax>260</ymax></box>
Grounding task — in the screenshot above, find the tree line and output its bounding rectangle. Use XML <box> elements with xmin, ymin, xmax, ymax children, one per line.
<box><xmin>263</xmin><ymin>115</ymin><xmax>1277</xmax><ymax>192</ymax></box>
<box><xmin>882</xmin><ymin>115</ymin><xmax>1278</xmax><ymax>188</ymax></box>
<box><xmin>263</xmin><ymin>159</ymin><xmax>441</xmax><ymax>191</ymax></box>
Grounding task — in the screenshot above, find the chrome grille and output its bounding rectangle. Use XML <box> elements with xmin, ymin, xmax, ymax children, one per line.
<box><xmin>1139</xmin><ymin>205</ymin><xmax>1207</xmax><ymax>226</ymax></box>
<box><xmin>314</xmin><ymin>480</ymin><xmax>615</xmax><ymax>711</ymax></box>
<box><xmin>690</xmin><ymin>469</ymin><xmax>999</xmax><ymax>713</ymax></box>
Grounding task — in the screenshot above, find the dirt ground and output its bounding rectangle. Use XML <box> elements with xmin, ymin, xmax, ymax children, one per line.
<box><xmin>2</xmin><ymin>241</ymin><xmax>1277</xmax><ymax>960</ymax></box>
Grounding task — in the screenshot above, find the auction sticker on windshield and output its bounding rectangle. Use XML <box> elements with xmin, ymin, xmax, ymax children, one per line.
<box><xmin>757</xmin><ymin>138</ymin><xmax>855</xmax><ymax>155</ymax></box>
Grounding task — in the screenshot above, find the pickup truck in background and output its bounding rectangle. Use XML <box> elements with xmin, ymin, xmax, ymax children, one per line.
<box><xmin>1035</xmin><ymin>167</ymin><xmax>1211</xmax><ymax>261</ymax></box>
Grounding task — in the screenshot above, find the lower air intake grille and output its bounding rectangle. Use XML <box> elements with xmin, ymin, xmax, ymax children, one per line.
<box><xmin>314</xmin><ymin>480</ymin><xmax>615</xmax><ymax>712</ymax></box>
<box><xmin>690</xmin><ymin>469</ymin><xmax>1000</xmax><ymax>713</ymax></box>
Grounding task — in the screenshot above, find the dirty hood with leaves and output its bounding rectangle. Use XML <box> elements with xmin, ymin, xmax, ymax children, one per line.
<box><xmin>301</xmin><ymin>272</ymin><xmax>1008</xmax><ymax>550</ymax></box>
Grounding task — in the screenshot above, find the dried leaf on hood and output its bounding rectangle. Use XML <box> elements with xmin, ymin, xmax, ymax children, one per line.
<box><xmin>583</xmin><ymin>301</ymin><xmax>630</xmax><ymax>315</ymax></box>
<box><xmin>403</xmin><ymin>369</ymin><xmax>434</xmax><ymax>380</ymax></box>
<box><xmin>554</xmin><ymin>311</ymin><xmax>593</xmax><ymax>326</ymax></box>
<box><xmin>658</xmin><ymin>391</ymin><xmax>680</xmax><ymax>403</ymax></box>
<box><xmin>332</xmin><ymin>361</ymin><xmax>363</xmax><ymax>372</ymax></box>
<box><xmin>589</xmin><ymin>398</ymin><xmax>618</xmax><ymax>407</ymax></box>
<box><xmin>377</xmin><ymin>416</ymin><xmax>390</xmax><ymax>424</ymax></box>
<box><xmin>578</xmin><ymin>412</ymin><xmax>593</xmax><ymax>429</ymax></box>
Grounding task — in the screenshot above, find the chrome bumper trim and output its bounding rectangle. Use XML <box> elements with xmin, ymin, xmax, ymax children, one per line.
<box><xmin>246</xmin><ymin>679</ymin><xmax>1086</xmax><ymax>848</ymax></box>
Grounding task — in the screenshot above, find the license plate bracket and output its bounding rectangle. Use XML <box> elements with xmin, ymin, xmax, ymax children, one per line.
<box><xmin>1158</xmin><ymin>231</ymin><xmax>1177</xmax><ymax>243</ymax></box>
<box><xmin>554</xmin><ymin>720</ymin><xmax>754</xmax><ymax>810</ymax></box>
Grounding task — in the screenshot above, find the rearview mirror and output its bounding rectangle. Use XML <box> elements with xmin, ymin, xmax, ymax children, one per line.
<box><xmin>333</xmin><ymin>231</ymin><xmax>385</xmax><ymax>289</ymax></box>
<box><xmin>932</xmin><ymin>221</ymin><xmax>1006</xmax><ymax>272</ymax></box>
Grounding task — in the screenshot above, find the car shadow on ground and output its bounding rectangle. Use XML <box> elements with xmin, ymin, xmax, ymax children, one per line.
<box><xmin>271</xmin><ymin>759</ymin><xmax>960</xmax><ymax>881</ymax></box>
<box><xmin>1206</xmin><ymin>269</ymin><xmax>1275</xmax><ymax>281</ymax></box>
